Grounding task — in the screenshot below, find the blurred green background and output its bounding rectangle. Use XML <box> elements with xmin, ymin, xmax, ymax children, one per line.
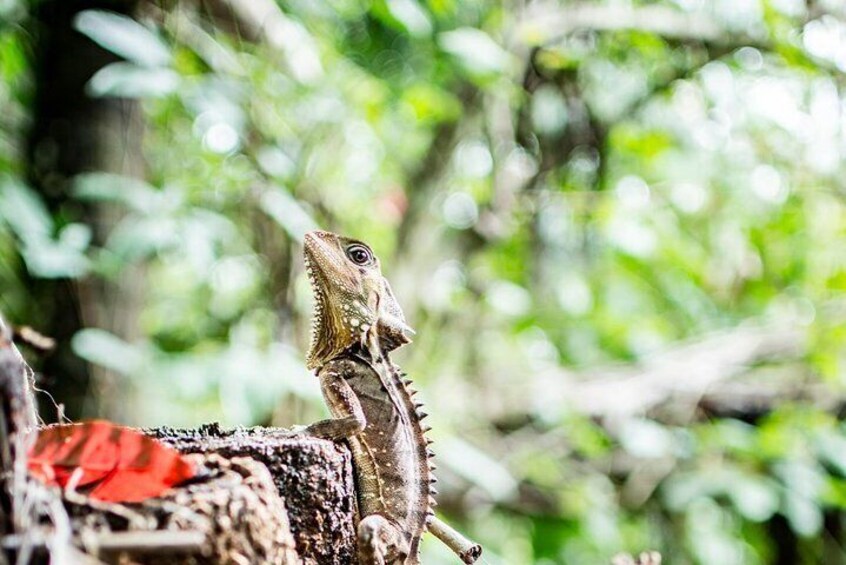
<box><xmin>1</xmin><ymin>0</ymin><xmax>846</xmax><ymax>563</ymax></box>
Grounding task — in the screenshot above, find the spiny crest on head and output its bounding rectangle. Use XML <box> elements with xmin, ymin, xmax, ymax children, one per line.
<box><xmin>303</xmin><ymin>230</ymin><xmax>414</xmax><ymax>370</ymax></box>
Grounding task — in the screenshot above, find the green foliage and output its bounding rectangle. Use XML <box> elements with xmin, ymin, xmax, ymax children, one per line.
<box><xmin>2</xmin><ymin>1</ymin><xmax>846</xmax><ymax>563</ymax></box>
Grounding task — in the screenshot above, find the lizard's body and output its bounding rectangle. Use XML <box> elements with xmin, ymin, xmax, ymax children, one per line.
<box><xmin>301</xmin><ymin>231</ymin><xmax>479</xmax><ymax>564</ymax></box>
<box><xmin>313</xmin><ymin>354</ymin><xmax>432</xmax><ymax>563</ymax></box>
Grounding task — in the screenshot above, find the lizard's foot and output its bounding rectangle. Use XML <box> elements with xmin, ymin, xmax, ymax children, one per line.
<box><xmin>357</xmin><ymin>514</ymin><xmax>409</xmax><ymax>565</ymax></box>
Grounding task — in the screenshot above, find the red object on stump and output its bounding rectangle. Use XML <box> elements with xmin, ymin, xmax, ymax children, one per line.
<box><xmin>28</xmin><ymin>420</ymin><xmax>196</xmax><ymax>502</ymax></box>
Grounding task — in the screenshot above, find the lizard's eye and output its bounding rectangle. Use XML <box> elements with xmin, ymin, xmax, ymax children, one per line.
<box><xmin>346</xmin><ymin>244</ymin><xmax>373</xmax><ymax>266</ymax></box>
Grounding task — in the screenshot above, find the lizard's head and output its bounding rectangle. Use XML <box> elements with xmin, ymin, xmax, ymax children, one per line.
<box><xmin>304</xmin><ymin>230</ymin><xmax>413</xmax><ymax>370</ymax></box>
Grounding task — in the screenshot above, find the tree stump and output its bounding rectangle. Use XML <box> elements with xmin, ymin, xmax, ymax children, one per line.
<box><xmin>16</xmin><ymin>426</ymin><xmax>358</xmax><ymax>564</ymax></box>
<box><xmin>150</xmin><ymin>425</ymin><xmax>358</xmax><ymax>564</ymax></box>
<box><xmin>0</xmin><ymin>317</ymin><xmax>359</xmax><ymax>564</ymax></box>
<box><xmin>64</xmin><ymin>452</ymin><xmax>302</xmax><ymax>564</ymax></box>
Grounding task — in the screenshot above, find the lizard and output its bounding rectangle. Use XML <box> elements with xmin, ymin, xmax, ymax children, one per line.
<box><xmin>300</xmin><ymin>230</ymin><xmax>481</xmax><ymax>565</ymax></box>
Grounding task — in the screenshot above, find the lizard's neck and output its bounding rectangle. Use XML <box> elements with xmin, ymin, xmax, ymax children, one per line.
<box><xmin>347</xmin><ymin>343</ymin><xmax>392</xmax><ymax>376</ymax></box>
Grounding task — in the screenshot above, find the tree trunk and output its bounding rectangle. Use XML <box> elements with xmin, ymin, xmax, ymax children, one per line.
<box><xmin>26</xmin><ymin>0</ymin><xmax>146</xmax><ymax>421</ymax></box>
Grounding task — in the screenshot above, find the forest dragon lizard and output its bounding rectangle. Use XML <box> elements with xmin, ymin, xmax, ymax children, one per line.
<box><xmin>301</xmin><ymin>230</ymin><xmax>482</xmax><ymax>564</ymax></box>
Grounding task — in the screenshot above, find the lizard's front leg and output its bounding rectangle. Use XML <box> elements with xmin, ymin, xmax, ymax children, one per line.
<box><xmin>304</xmin><ymin>360</ymin><xmax>367</xmax><ymax>440</ymax></box>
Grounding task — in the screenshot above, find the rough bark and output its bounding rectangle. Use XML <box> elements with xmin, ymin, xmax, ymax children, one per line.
<box><xmin>64</xmin><ymin>453</ymin><xmax>301</xmax><ymax>565</ymax></box>
<box><xmin>0</xmin><ymin>319</ymin><xmax>38</xmax><ymax>537</ymax></box>
<box><xmin>150</xmin><ymin>425</ymin><xmax>358</xmax><ymax>565</ymax></box>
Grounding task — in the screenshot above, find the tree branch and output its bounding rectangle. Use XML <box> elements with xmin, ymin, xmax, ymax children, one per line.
<box><xmin>555</xmin><ymin>322</ymin><xmax>806</xmax><ymax>419</ymax></box>
<box><xmin>514</xmin><ymin>3</ymin><xmax>762</xmax><ymax>47</ymax></box>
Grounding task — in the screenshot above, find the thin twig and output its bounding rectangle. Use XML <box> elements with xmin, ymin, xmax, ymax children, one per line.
<box><xmin>3</xmin><ymin>529</ymin><xmax>207</xmax><ymax>555</ymax></box>
<box><xmin>14</xmin><ymin>327</ymin><xmax>55</xmax><ymax>352</ymax></box>
<box><xmin>81</xmin><ymin>530</ymin><xmax>207</xmax><ymax>555</ymax></box>
<box><xmin>428</xmin><ymin>517</ymin><xmax>482</xmax><ymax>564</ymax></box>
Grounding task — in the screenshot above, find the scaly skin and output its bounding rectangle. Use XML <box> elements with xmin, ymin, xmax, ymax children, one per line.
<box><xmin>302</xmin><ymin>231</ymin><xmax>434</xmax><ymax>564</ymax></box>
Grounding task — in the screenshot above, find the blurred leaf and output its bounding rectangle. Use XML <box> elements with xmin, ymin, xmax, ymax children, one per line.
<box><xmin>104</xmin><ymin>216</ymin><xmax>179</xmax><ymax>260</ymax></box>
<box><xmin>534</xmin><ymin>48</ymin><xmax>581</xmax><ymax>72</ymax></box>
<box><xmin>727</xmin><ymin>476</ymin><xmax>779</xmax><ymax>522</ymax></box>
<box><xmin>775</xmin><ymin>460</ymin><xmax>826</xmax><ymax>536</ymax></box>
<box><xmin>385</xmin><ymin>0</ymin><xmax>433</xmax><ymax>37</ymax></box>
<box><xmin>0</xmin><ymin>177</ymin><xmax>91</xmax><ymax>277</ymax></box>
<box><xmin>564</xmin><ymin>415</ymin><xmax>612</xmax><ymax>458</ymax></box>
<box><xmin>0</xmin><ymin>175</ymin><xmax>52</xmax><ymax>243</ymax></box>
<box><xmin>775</xmin><ymin>460</ymin><xmax>825</xmax><ymax>499</ymax></box>
<box><xmin>260</xmin><ymin>188</ymin><xmax>319</xmax><ymax>242</ymax></box>
<box><xmin>438</xmin><ymin>28</ymin><xmax>512</xmax><ymax>77</ymax></box>
<box><xmin>58</xmin><ymin>223</ymin><xmax>92</xmax><ymax>252</ymax></box>
<box><xmin>618</xmin><ymin>419</ymin><xmax>674</xmax><ymax>459</ymax></box>
<box><xmin>814</xmin><ymin>431</ymin><xmax>846</xmax><ymax>476</ymax></box>
<box><xmin>531</xmin><ymin>85</ymin><xmax>569</xmax><ymax>136</ymax></box>
<box><xmin>72</xmin><ymin>329</ymin><xmax>145</xmax><ymax>376</ymax></box>
<box><xmin>0</xmin><ymin>31</ymin><xmax>26</xmax><ymax>78</ymax></box>
<box><xmin>0</xmin><ymin>0</ymin><xmax>25</xmax><ymax>25</ymax></box>
<box><xmin>401</xmin><ymin>83</ymin><xmax>462</xmax><ymax>124</ymax></box>
<box><xmin>663</xmin><ymin>472</ymin><xmax>711</xmax><ymax>511</ymax></box>
<box><xmin>783</xmin><ymin>491</ymin><xmax>823</xmax><ymax>537</ymax></box>
<box><xmin>73</xmin><ymin>173</ymin><xmax>163</xmax><ymax>213</ymax></box>
<box><xmin>88</xmin><ymin>63</ymin><xmax>179</xmax><ymax>98</ymax></box>
<box><xmin>73</xmin><ymin>10</ymin><xmax>171</xmax><ymax>67</ymax></box>
<box><xmin>21</xmin><ymin>240</ymin><xmax>90</xmax><ymax>278</ymax></box>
